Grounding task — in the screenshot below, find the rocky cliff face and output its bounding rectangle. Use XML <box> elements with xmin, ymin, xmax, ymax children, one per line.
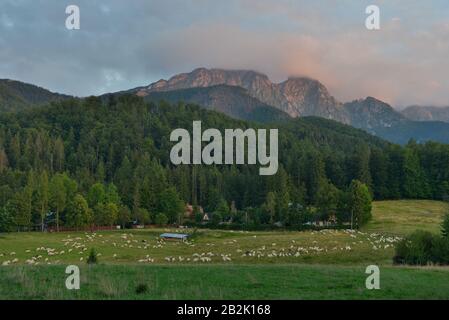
<box><xmin>135</xmin><ymin>68</ymin><xmax>349</xmax><ymax>123</ymax></box>
<box><xmin>132</xmin><ymin>68</ymin><xmax>424</xmax><ymax>134</ymax></box>
<box><xmin>344</xmin><ymin>97</ymin><xmax>406</xmax><ymax>132</ymax></box>
<box><xmin>279</xmin><ymin>77</ymin><xmax>348</xmax><ymax>122</ymax></box>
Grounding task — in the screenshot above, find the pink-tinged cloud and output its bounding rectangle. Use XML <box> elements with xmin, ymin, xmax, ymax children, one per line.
<box><xmin>2</xmin><ymin>0</ymin><xmax>449</xmax><ymax>107</ymax></box>
<box><xmin>146</xmin><ymin>14</ymin><xmax>449</xmax><ymax>107</ymax></box>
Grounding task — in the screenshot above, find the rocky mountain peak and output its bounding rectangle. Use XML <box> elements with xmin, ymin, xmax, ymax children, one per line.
<box><xmin>344</xmin><ymin>97</ymin><xmax>406</xmax><ymax>131</ymax></box>
<box><xmin>129</xmin><ymin>68</ymin><xmax>416</xmax><ymax>130</ymax></box>
<box><xmin>136</xmin><ymin>68</ymin><xmax>349</xmax><ymax>121</ymax></box>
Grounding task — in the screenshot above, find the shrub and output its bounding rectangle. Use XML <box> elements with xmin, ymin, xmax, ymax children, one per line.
<box><xmin>87</xmin><ymin>248</ymin><xmax>98</xmax><ymax>264</ymax></box>
<box><xmin>442</xmin><ymin>213</ymin><xmax>449</xmax><ymax>239</ymax></box>
<box><xmin>393</xmin><ymin>230</ymin><xmax>433</xmax><ymax>265</ymax></box>
<box><xmin>393</xmin><ymin>238</ymin><xmax>409</xmax><ymax>265</ymax></box>
<box><xmin>194</xmin><ymin>212</ymin><xmax>203</xmax><ymax>223</ymax></box>
<box><xmin>430</xmin><ymin>236</ymin><xmax>449</xmax><ymax>264</ymax></box>
<box><xmin>135</xmin><ymin>283</ymin><xmax>148</xmax><ymax>295</ymax></box>
<box><xmin>155</xmin><ymin>213</ymin><xmax>168</xmax><ymax>226</ymax></box>
<box><xmin>211</xmin><ymin>212</ymin><xmax>222</xmax><ymax>225</ymax></box>
<box><xmin>393</xmin><ymin>230</ymin><xmax>449</xmax><ymax>265</ymax></box>
<box><xmin>0</xmin><ymin>207</ymin><xmax>15</xmax><ymax>233</ymax></box>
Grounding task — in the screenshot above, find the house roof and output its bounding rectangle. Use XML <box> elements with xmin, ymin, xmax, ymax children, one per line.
<box><xmin>160</xmin><ymin>233</ymin><xmax>189</xmax><ymax>239</ymax></box>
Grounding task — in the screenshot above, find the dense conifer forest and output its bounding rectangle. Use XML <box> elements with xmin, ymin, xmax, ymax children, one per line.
<box><xmin>1</xmin><ymin>95</ymin><xmax>449</xmax><ymax>231</ymax></box>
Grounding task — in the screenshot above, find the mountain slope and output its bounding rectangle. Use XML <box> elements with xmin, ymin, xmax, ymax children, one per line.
<box><xmin>373</xmin><ymin>120</ymin><xmax>449</xmax><ymax>145</ymax></box>
<box><xmin>142</xmin><ymin>85</ymin><xmax>290</xmax><ymax>123</ymax></box>
<box><xmin>344</xmin><ymin>97</ymin><xmax>407</xmax><ymax>132</ymax></box>
<box><xmin>401</xmin><ymin>105</ymin><xmax>449</xmax><ymax>123</ymax></box>
<box><xmin>0</xmin><ymin>79</ymin><xmax>71</xmax><ymax>112</ymax></box>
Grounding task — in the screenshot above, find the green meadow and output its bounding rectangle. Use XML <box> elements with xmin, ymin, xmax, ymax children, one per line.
<box><xmin>0</xmin><ymin>200</ymin><xmax>448</xmax><ymax>299</ymax></box>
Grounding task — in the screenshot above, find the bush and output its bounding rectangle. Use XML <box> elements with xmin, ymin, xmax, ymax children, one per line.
<box><xmin>87</xmin><ymin>248</ymin><xmax>98</xmax><ymax>264</ymax></box>
<box><xmin>393</xmin><ymin>230</ymin><xmax>449</xmax><ymax>265</ymax></box>
<box><xmin>393</xmin><ymin>238</ymin><xmax>409</xmax><ymax>265</ymax></box>
<box><xmin>194</xmin><ymin>212</ymin><xmax>203</xmax><ymax>223</ymax></box>
<box><xmin>135</xmin><ymin>283</ymin><xmax>148</xmax><ymax>295</ymax></box>
<box><xmin>211</xmin><ymin>212</ymin><xmax>222</xmax><ymax>225</ymax></box>
<box><xmin>0</xmin><ymin>207</ymin><xmax>15</xmax><ymax>232</ymax></box>
<box><xmin>442</xmin><ymin>213</ymin><xmax>449</xmax><ymax>239</ymax></box>
<box><xmin>155</xmin><ymin>213</ymin><xmax>168</xmax><ymax>226</ymax></box>
<box><xmin>430</xmin><ymin>236</ymin><xmax>449</xmax><ymax>264</ymax></box>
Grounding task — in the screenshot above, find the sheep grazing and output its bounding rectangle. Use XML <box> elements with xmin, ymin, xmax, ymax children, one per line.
<box><xmin>221</xmin><ymin>255</ymin><xmax>232</xmax><ymax>262</ymax></box>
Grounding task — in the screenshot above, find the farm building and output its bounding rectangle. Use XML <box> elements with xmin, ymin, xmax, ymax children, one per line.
<box><xmin>160</xmin><ymin>233</ymin><xmax>190</xmax><ymax>241</ymax></box>
<box><xmin>184</xmin><ymin>204</ymin><xmax>204</xmax><ymax>218</ymax></box>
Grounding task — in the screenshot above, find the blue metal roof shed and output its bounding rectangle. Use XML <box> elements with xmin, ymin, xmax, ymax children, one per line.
<box><xmin>160</xmin><ymin>233</ymin><xmax>189</xmax><ymax>241</ymax></box>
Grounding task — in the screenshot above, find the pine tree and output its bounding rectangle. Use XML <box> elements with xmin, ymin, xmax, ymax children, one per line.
<box><xmin>0</xmin><ymin>148</ymin><xmax>8</xmax><ymax>172</ymax></box>
<box><xmin>263</xmin><ymin>192</ymin><xmax>276</xmax><ymax>223</ymax></box>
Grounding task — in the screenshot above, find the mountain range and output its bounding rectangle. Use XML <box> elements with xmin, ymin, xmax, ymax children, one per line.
<box><xmin>1</xmin><ymin>68</ymin><xmax>449</xmax><ymax>145</ymax></box>
<box><xmin>129</xmin><ymin>68</ymin><xmax>449</xmax><ymax>144</ymax></box>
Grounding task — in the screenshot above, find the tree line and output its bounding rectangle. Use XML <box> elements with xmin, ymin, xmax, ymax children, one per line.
<box><xmin>0</xmin><ymin>95</ymin><xmax>449</xmax><ymax>231</ymax></box>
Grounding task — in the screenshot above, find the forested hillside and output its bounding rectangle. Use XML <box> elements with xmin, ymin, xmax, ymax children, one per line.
<box><xmin>1</xmin><ymin>95</ymin><xmax>449</xmax><ymax>231</ymax></box>
<box><xmin>0</xmin><ymin>79</ymin><xmax>71</xmax><ymax>113</ymax></box>
<box><xmin>135</xmin><ymin>85</ymin><xmax>290</xmax><ymax>123</ymax></box>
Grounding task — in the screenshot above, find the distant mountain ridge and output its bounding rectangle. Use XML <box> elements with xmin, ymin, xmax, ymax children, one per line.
<box><xmin>344</xmin><ymin>97</ymin><xmax>407</xmax><ymax>132</ymax></box>
<box><xmin>3</xmin><ymin>68</ymin><xmax>449</xmax><ymax>145</ymax></box>
<box><xmin>401</xmin><ymin>105</ymin><xmax>449</xmax><ymax>123</ymax></box>
<box><xmin>0</xmin><ymin>79</ymin><xmax>71</xmax><ymax>112</ymax></box>
<box><xmin>127</xmin><ymin>67</ymin><xmax>449</xmax><ymax>144</ymax></box>
<box><xmin>134</xmin><ymin>68</ymin><xmax>350</xmax><ymax>123</ymax></box>
<box><xmin>133</xmin><ymin>68</ymin><xmax>416</xmax><ymax>129</ymax></box>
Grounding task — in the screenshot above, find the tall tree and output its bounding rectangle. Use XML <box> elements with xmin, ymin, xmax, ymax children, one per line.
<box><xmin>36</xmin><ymin>171</ymin><xmax>49</xmax><ymax>231</ymax></box>
<box><xmin>49</xmin><ymin>174</ymin><xmax>66</xmax><ymax>231</ymax></box>
<box><xmin>348</xmin><ymin>180</ymin><xmax>372</xmax><ymax>229</ymax></box>
<box><xmin>66</xmin><ymin>194</ymin><xmax>90</xmax><ymax>229</ymax></box>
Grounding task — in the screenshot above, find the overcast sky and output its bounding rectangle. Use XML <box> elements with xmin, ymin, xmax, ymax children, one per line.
<box><xmin>1</xmin><ymin>0</ymin><xmax>449</xmax><ymax>108</ymax></box>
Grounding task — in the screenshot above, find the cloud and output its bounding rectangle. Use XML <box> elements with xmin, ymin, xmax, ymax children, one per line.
<box><xmin>0</xmin><ymin>0</ymin><xmax>449</xmax><ymax>107</ymax></box>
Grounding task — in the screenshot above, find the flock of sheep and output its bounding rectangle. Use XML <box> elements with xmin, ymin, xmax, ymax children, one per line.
<box><xmin>0</xmin><ymin>229</ymin><xmax>402</xmax><ymax>266</ymax></box>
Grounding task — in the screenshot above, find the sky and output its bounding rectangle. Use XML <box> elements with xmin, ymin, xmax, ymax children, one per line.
<box><xmin>1</xmin><ymin>0</ymin><xmax>449</xmax><ymax>108</ymax></box>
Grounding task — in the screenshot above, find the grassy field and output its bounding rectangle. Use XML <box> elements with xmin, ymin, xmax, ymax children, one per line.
<box><xmin>0</xmin><ymin>200</ymin><xmax>448</xmax><ymax>299</ymax></box>
<box><xmin>1</xmin><ymin>264</ymin><xmax>449</xmax><ymax>300</ymax></box>
<box><xmin>365</xmin><ymin>200</ymin><xmax>448</xmax><ymax>236</ymax></box>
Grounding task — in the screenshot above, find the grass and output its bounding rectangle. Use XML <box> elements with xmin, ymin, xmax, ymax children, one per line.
<box><xmin>0</xmin><ymin>264</ymin><xmax>448</xmax><ymax>300</ymax></box>
<box><xmin>0</xmin><ymin>200</ymin><xmax>448</xmax><ymax>299</ymax></box>
<box><xmin>365</xmin><ymin>200</ymin><xmax>448</xmax><ymax>236</ymax></box>
<box><xmin>0</xmin><ymin>228</ymin><xmax>398</xmax><ymax>266</ymax></box>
